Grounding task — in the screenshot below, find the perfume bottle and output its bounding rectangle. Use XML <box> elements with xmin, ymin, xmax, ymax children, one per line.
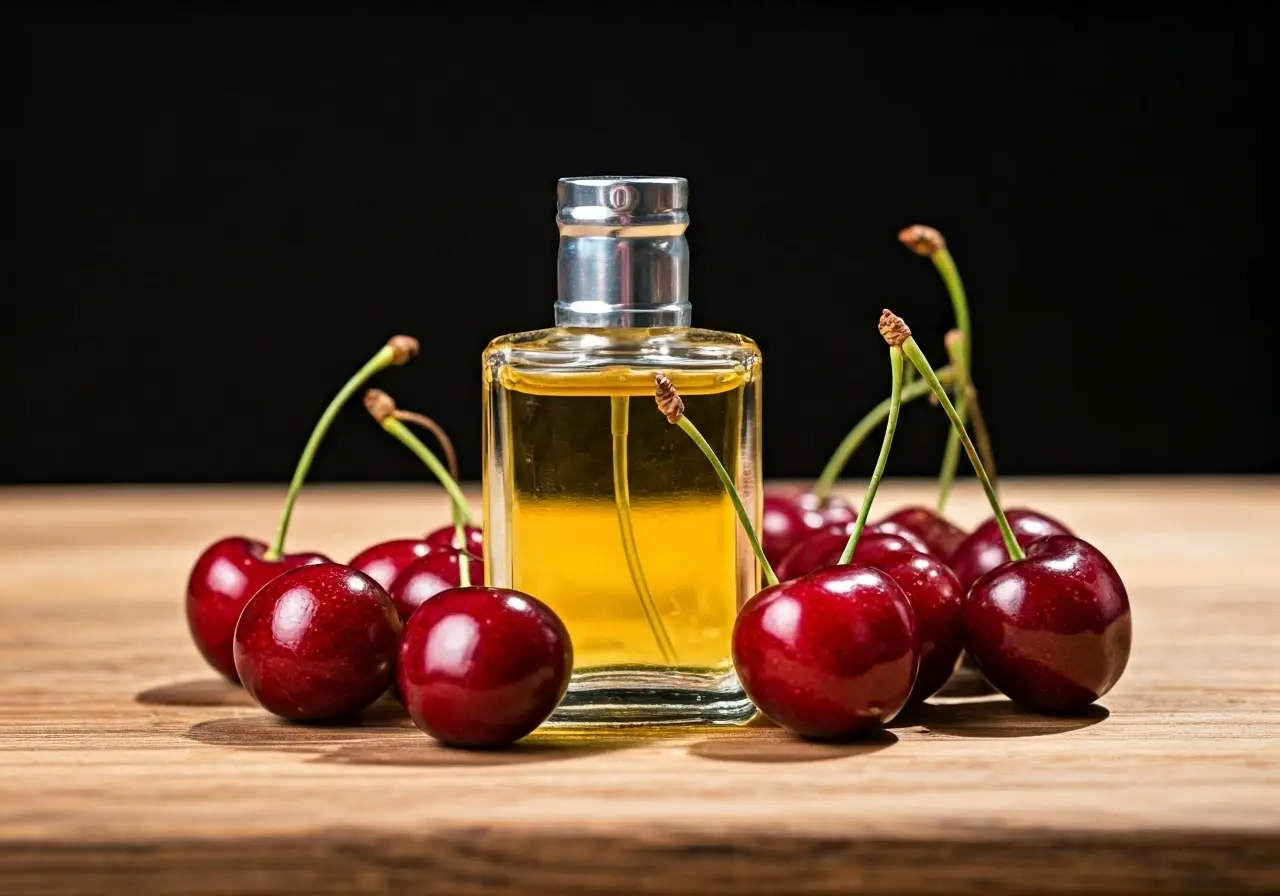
<box><xmin>481</xmin><ymin>176</ymin><xmax>763</xmax><ymax>725</ymax></box>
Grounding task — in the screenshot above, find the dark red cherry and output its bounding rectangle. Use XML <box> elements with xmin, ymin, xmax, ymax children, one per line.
<box><xmin>388</xmin><ymin>550</ymin><xmax>487</xmax><ymax>624</ymax></box>
<box><xmin>397</xmin><ymin>586</ymin><xmax>573</xmax><ymax>747</ymax></box>
<box><xmin>879</xmin><ymin>506</ymin><xmax>969</xmax><ymax>559</ymax></box>
<box><xmin>732</xmin><ymin>564</ymin><xmax>918</xmax><ymax>739</ymax></box>
<box><xmin>185</xmin><ymin>537</ymin><xmax>329</xmax><ymax>682</ymax></box>
<box><xmin>761</xmin><ymin>490</ymin><xmax>854</xmax><ymax>569</ymax></box>
<box><xmin>950</xmin><ymin>508</ymin><xmax>1073</xmax><ymax>590</ymax></box>
<box><xmin>776</xmin><ymin>526</ymin><xmax>926</xmax><ymax>581</ymax></box>
<box><xmin>348</xmin><ymin>538</ymin><xmax>434</xmax><ymax>591</ymax></box>
<box><xmin>424</xmin><ymin>524</ymin><xmax>484</xmax><ymax>556</ymax></box>
<box><xmin>964</xmin><ymin>535</ymin><xmax>1131</xmax><ymax>712</ymax></box>
<box><xmin>852</xmin><ymin>538</ymin><xmax>964</xmax><ymax>703</ymax></box>
<box><xmin>232</xmin><ymin>563</ymin><xmax>402</xmax><ymax>721</ymax></box>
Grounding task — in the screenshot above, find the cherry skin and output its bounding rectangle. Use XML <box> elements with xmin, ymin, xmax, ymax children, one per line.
<box><xmin>964</xmin><ymin>535</ymin><xmax>1131</xmax><ymax>712</ymax></box>
<box><xmin>852</xmin><ymin>538</ymin><xmax>964</xmax><ymax>704</ymax></box>
<box><xmin>388</xmin><ymin>550</ymin><xmax>487</xmax><ymax>624</ymax></box>
<box><xmin>761</xmin><ymin>490</ymin><xmax>854</xmax><ymax>570</ymax></box>
<box><xmin>879</xmin><ymin>506</ymin><xmax>969</xmax><ymax>560</ymax></box>
<box><xmin>950</xmin><ymin>508</ymin><xmax>1073</xmax><ymax>590</ymax></box>
<box><xmin>732</xmin><ymin>564</ymin><xmax>919</xmax><ymax>739</ymax></box>
<box><xmin>232</xmin><ymin>563</ymin><xmax>401</xmax><ymax>721</ymax></box>
<box><xmin>423</xmin><ymin>524</ymin><xmax>484</xmax><ymax>556</ymax></box>
<box><xmin>775</xmin><ymin>525</ymin><xmax>932</xmax><ymax>581</ymax></box>
<box><xmin>348</xmin><ymin>538</ymin><xmax>435</xmax><ymax>592</ymax></box>
<box><xmin>397</xmin><ymin>586</ymin><xmax>573</xmax><ymax>747</ymax></box>
<box><xmin>186</xmin><ymin>537</ymin><xmax>329</xmax><ymax>682</ymax></box>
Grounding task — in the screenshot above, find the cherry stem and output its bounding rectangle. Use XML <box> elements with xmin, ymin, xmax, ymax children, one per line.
<box><xmin>838</xmin><ymin>347</ymin><xmax>904</xmax><ymax>565</ymax></box>
<box><xmin>899</xmin><ymin>332</ymin><xmax>1024</xmax><ymax>562</ymax></box>
<box><xmin>393</xmin><ymin>409</ymin><xmax>464</xmax><ymax>532</ymax></box>
<box><xmin>265</xmin><ymin>344</ymin><xmax>396</xmax><ymax>561</ymax></box>
<box><xmin>454</xmin><ymin>513</ymin><xmax>472</xmax><ymax>587</ymax></box>
<box><xmin>948</xmin><ymin>333</ymin><xmax>1000</xmax><ymax>497</ymax></box>
<box><xmin>931</xmin><ymin>248</ymin><xmax>973</xmax><ymax>514</ymax></box>
<box><xmin>377</xmin><ymin>417</ymin><xmax>476</xmax><ymax>528</ymax></box>
<box><xmin>812</xmin><ymin>365</ymin><xmax>956</xmax><ymax>499</ymax></box>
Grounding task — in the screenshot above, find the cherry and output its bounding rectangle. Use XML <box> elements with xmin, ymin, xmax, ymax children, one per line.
<box><xmin>348</xmin><ymin>538</ymin><xmax>436</xmax><ymax>592</ymax></box>
<box><xmin>397</xmin><ymin>586</ymin><xmax>573</xmax><ymax>747</ymax></box>
<box><xmin>185</xmin><ymin>335</ymin><xmax>417</xmax><ymax>682</ymax></box>
<box><xmin>233</xmin><ymin>563</ymin><xmax>402</xmax><ymax>721</ymax></box>
<box><xmin>879</xmin><ymin>505</ymin><xmax>969</xmax><ymax>560</ymax></box>
<box><xmin>761</xmin><ymin>490</ymin><xmax>852</xmax><ymax>569</ymax></box>
<box><xmin>389</xmin><ymin>548</ymin><xmax>487</xmax><ymax>624</ymax></box>
<box><xmin>965</xmin><ymin>536</ymin><xmax>1131</xmax><ymax>711</ymax></box>
<box><xmin>186</xmin><ymin>538</ymin><xmax>328</xmax><ymax>681</ymax></box>
<box><xmin>887</xmin><ymin>307</ymin><xmax>1132</xmax><ymax>712</ymax></box>
<box><xmin>423</xmin><ymin>524</ymin><xmax>484</xmax><ymax>556</ymax></box>
<box><xmin>950</xmin><ymin>508</ymin><xmax>1073</xmax><ymax>590</ymax></box>
<box><xmin>776</xmin><ymin>526</ymin><xmax>925</xmax><ymax>581</ymax></box>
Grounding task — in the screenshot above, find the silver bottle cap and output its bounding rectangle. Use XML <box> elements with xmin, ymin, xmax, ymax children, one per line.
<box><xmin>554</xmin><ymin>176</ymin><xmax>691</xmax><ymax>328</ymax></box>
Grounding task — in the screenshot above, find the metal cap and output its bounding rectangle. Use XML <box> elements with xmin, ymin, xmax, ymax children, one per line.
<box><xmin>556</xmin><ymin>176</ymin><xmax>689</xmax><ymax>229</ymax></box>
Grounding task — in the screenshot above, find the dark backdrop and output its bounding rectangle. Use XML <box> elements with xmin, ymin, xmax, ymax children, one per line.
<box><xmin>7</xmin><ymin>5</ymin><xmax>1275</xmax><ymax>485</ymax></box>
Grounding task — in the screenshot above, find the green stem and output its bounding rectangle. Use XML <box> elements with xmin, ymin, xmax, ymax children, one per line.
<box><xmin>838</xmin><ymin>347</ymin><xmax>904</xmax><ymax>565</ymax></box>
<box><xmin>675</xmin><ymin>416</ymin><xmax>779</xmax><ymax>588</ymax></box>
<box><xmin>931</xmin><ymin>249</ymin><xmax>972</xmax><ymax>514</ymax></box>
<box><xmin>393</xmin><ymin>409</ymin><xmax>465</xmax><ymax>533</ymax></box>
<box><xmin>901</xmin><ymin>335</ymin><xmax>1024</xmax><ymax>562</ymax></box>
<box><xmin>611</xmin><ymin>396</ymin><xmax>677</xmax><ymax>664</ymax></box>
<box><xmin>812</xmin><ymin>365</ymin><xmax>956</xmax><ymax>499</ymax></box>
<box><xmin>454</xmin><ymin>514</ymin><xmax>472</xmax><ymax>587</ymax></box>
<box><xmin>265</xmin><ymin>344</ymin><xmax>395</xmax><ymax>561</ymax></box>
<box><xmin>378</xmin><ymin>418</ymin><xmax>476</xmax><ymax>528</ymax></box>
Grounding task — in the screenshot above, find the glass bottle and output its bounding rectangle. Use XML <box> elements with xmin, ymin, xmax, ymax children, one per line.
<box><xmin>481</xmin><ymin>176</ymin><xmax>762</xmax><ymax>726</ymax></box>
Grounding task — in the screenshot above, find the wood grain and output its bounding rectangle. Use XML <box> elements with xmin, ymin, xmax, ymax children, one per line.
<box><xmin>1</xmin><ymin>478</ymin><xmax>1278</xmax><ymax>894</ymax></box>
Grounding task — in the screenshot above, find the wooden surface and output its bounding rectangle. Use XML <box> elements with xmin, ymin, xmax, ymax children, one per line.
<box><xmin>2</xmin><ymin>478</ymin><xmax>1279</xmax><ymax>894</ymax></box>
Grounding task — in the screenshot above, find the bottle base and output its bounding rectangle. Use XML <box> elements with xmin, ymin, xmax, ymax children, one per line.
<box><xmin>546</xmin><ymin>665</ymin><xmax>758</xmax><ymax>727</ymax></box>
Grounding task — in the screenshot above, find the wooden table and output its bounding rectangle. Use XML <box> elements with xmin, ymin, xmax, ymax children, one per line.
<box><xmin>2</xmin><ymin>479</ymin><xmax>1278</xmax><ymax>894</ymax></box>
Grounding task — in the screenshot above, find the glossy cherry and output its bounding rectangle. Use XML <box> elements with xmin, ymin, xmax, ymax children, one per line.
<box><xmin>950</xmin><ymin>508</ymin><xmax>1073</xmax><ymax>590</ymax></box>
<box><xmin>348</xmin><ymin>538</ymin><xmax>435</xmax><ymax>592</ymax></box>
<box><xmin>397</xmin><ymin>586</ymin><xmax>573</xmax><ymax>747</ymax></box>
<box><xmin>761</xmin><ymin>490</ymin><xmax>854</xmax><ymax>569</ymax></box>
<box><xmin>233</xmin><ymin>563</ymin><xmax>402</xmax><ymax>721</ymax></box>
<box><xmin>964</xmin><ymin>535</ymin><xmax>1131</xmax><ymax>712</ymax></box>
<box><xmin>879</xmin><ymin>505</ymin><xmax>969</xmax><ymax>560</ymax></box>
<box><xmin>423</xmin><ymin>524</ymin><xmax>484</xmax><ymax>556</ymax></box>
<box><xmin>732</xmin><ymin>565</ymin><xmax>919</xmax><ymax>739</ymax></box>
<box><xmin>775</xmin><ymin>525</ymin><xmax>933</xmax><ymax>581</ymax></box>
<box><xmin>389</xmin><ymin>549</ymin><xmax>487</xmax><ymax>624</ymax></box>
<box><xmin>186</xmin><ymin>538</ymin><xmax>328</xmax><ymax>681</ymax></box>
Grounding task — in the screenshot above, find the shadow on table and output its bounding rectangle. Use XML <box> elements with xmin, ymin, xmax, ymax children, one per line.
<box><xmin>893</xmin><ymin>697</ymin><xmax>1110</xmax><ymax>738</ymax></box>
<box><xmin>687</xmin><ymin>728</ymin><xmax>898</xmax><ymax>763</ymax></box>
<box><xmin>136</xmin><ymin>678</ymin><xmax>255</xmax><ymax>708</ymax></box>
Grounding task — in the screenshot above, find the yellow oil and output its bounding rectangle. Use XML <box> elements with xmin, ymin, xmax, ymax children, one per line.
<box><xmin>496</xmin><ymin>366</ymin><xmax>748</xmax><ymax>672</ymax></box>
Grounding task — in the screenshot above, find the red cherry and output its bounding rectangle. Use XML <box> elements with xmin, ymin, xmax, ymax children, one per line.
<box><xmin>397</xmin><ymin>586</ymin><xmax>573</xmax><ymax>747</ymax></box>
<box><xmin>761</xmin><ymin>490</ymin><xmax>854</xmax><ymax>569</ymax></box>
<box><xmin>776</xmin><ymin>526</ymin><xmax>927</xmax><ymax>581</ymax></box>
<box><xmin>232</xmin><ymin>563</ymin><xmax>402</xmax><ymax>721</ymax></box>
<box><xmin>388</xmin><ymin>550</ymin><xmax>487</xmax><ymax>624</ymax></box>
<box><xmin>732</xmin><ymin>565</ymin><xmax>918</xmax><ymax>739</ymax></box>
<box><xmin>185</xmin><ymin>537</ymin><xmax>328</xmax><ymax>682</ymax></box>
<box><xmin>348</xmin><ymin>538</ymin><xmax>434</xmax><ymax>591</ymax></box>
<box><xmin>879</xmin><ymin>506</ymin><xmax>969</xmax><ymax>559</ymax></box>
<box><xmin>964</xmin><ymin>535</ymin><xmax>1131</xmax><ymax>712</ymax></box>
<box><xmin>950</xmin><ymin>508</ymin><xmax>1073</xmax><ymax>590</ymax></box>
<box><xmin>424</xmin><ymin>524</ymin><xmax>485</xmax><ymax>556</ymax></box>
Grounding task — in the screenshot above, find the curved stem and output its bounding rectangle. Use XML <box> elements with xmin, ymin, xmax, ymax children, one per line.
<box><xmin>611</xmin><ymin>396</ymin><xmax>676</xmax><ymax>663</ymax></box>
<box><xmin>393</xmin><ymin>409</ymin><xmax>464</xmax><ymax>532</ymax></box>
<box><xmin>966</xmin><ymin>382</ymin><xmax>999</xmax><ymax>494</ymax></box>
<box><xmin>812</xmin><ymin>365</ymin><xmax>956</xmax><ymax>498</ymax></box>
<box><xmin>937</xmin><ymin>336</ymin><xmax>970</xmax><ymax>512</ymax></box>
<box><xmin>839</xmin><ymin>347</ymin><xmax>903</xmax><ymax>565</ymax></box>
<box><xmin>901</xmin><ymin>336</ymin><xmax>1024</xmax><ymax>562</ymax></box>
<box><xmin>265</xmin><ymin>344</ymin><xmax>395</xmax><ymax>560</ymax></box>
<box><xmin>675</xmin><ymin>416</ymin><xmax>779</xmax><ymax>588</ymax></box>
<box><xmin>377</xmin><ymin>418</ymin><xmax>476</xmax><ymax>528</ymax></box>
<box><xmin>932</xmin><ymin>249</ymin><xmax>972</xmax><ymax>514</ymax></box>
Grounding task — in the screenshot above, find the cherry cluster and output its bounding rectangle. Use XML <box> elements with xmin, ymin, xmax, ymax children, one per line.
<box><xmin>185</xmin><ymin>336</ymin><xmax>572</xmax><ymax>747</ymax></box>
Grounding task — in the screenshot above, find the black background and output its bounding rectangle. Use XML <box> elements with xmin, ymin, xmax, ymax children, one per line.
<box><xmin>7</xmin><ymin>5</ymin><xmax>1275</xmax><ymax>485</ymax></box>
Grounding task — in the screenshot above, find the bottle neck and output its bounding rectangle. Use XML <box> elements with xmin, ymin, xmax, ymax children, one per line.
<box><xmin>554</xmin><ymin>226</ymin><xmax>691</xmax><ymax>328</ymax></box>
